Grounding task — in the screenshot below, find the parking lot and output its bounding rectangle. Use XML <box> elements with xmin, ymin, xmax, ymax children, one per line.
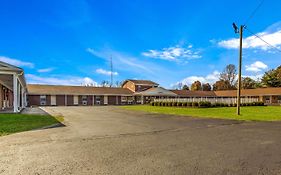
<box><xmin>0</xmin><ymin>106</ymin><xmax>281</xmax><ymax>174</ymax></box>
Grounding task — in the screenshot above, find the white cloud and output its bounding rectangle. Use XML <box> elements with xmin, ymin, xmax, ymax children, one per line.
<box><xmin>0</xmin><ymin>56</ymin><xmax>34</xmax><ymax>68</ymax></box>
<box><xmin>172</xmin><ymin>71</ymin><xmax>220</xmax><ymax>87</ymax></box>
<box><xmin>26</xmin><ymin>74</ymin><xmax>98</xmax><ymax>86</ymax></box>
<box><xmin>218</xmin><ymin>23</ymin><xmax>281</xmax><ymax>51</ymax></box>
<box><xmin>242</xmin><ymin>74</ymin><xmax>263</xmax><ymax>81</ymax></box>
<box><xmin>142</xmin><ymin>44</ymin><xmax>201</xmax><ymax>61</ymax></box>
<box><xmin>245</xmin><ymin>61</ymin><xmax>268</xmax><ymax>72</ymax></box>
<box><xmin>96</xmin><ymin>68</ymin><xmax>118</xmax><ymax>76</ymax></box>
<box><xmin>37</xmin><ymin>67</ymin><xmax>54</xmax><ymax>73</ymax></box>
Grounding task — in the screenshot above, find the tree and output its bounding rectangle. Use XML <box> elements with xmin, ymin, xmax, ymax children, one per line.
<box><xmin>213</xmin><ymin>80</ymin><xmax>231</xmax><ymax>91</ymax></box>
<box><xmin>177</xmin><ymin>82</ymin><xmax>183</xmax><ymax>90</ymax></box>
<box><xmin>101</xmin><ymin>80</ymin><xmax>110</xmax><ymax>87</ymax></box>
<box><xmin>219</xmin><ymin>64</ymin><xmax>237</xmax><ymax>89</ymax></box>
<box><xmin>191</xmin><ymin>81</ymin><xmax>202</xmax><ymax>91</ymax></box>
<box><xmin>261</xmin><ymin>65</ymin><xmax>281</xmax><ymax>87</ymax></box>
<box><xmin>182</xmin><ymin>84</ymin><xmax>189</xmax><ymax>90</ymax></box>
<box><xmin>115</xmin><ymin>81</ymin><xmax>123</xmax><ymax>87</ymax></box>
<box><xmin>241</xmin><ymin>77</ymin><xmax>257</xmax><ymax>89</ymax></box>
<box><xmin>202</xmin><ymin>83</ymin><xmax>211</xmax><ymax>91</ymax></box>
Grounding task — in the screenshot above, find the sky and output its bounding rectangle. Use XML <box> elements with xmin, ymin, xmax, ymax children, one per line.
<box><xmin>0</xmin><ymin>0</ymin><xmax>281</xmax><ymax>88</ymax></box>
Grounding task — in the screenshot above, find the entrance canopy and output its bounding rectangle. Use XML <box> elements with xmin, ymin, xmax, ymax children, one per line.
<box><xmin>0</xmin><ymin>61</ymin><xmax>27</xmax><ymax>112</ymax></box>
<box><xmin>135</xmin><ymin>87</ymin><xmax>178</xmax><ymax>97</ymax></box>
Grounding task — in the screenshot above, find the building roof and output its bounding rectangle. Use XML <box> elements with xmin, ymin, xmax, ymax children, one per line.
<box><xmin>135</xmin><ymin>87</ymin><xmax>177</xmax><ymax>96</ymax></box>
<box><xmin>214</xmin><ymin>87</ymin><xmax>281</xmax><ymax>97</ymax></box>
<box><xmin>0</xmin><ymin>61</ymin><xmax>26</xmax><ymax>90</ymax></box>
<box><xmin>27</xmin><ymin>84</ymin><xmax>134</xmax><ymax>96</ymax></box>
<box><xmin>172</xmin><ymin>87</ymin><xmax>281</xmax><ymax>97</ymax></box>
<box><xmin>171</xmin><ymin>90</ymin><xmax>216</xmax><ymax>97</ymax></box>
<box><xmin>122</xmin><ymin>79</ymin><xmax>159</xmax><ymax>86</ymax></box>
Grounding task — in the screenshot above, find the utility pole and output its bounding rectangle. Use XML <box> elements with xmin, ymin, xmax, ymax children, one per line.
<box><xmin>110</xmin><ymin>55</ymin><xmax>113</xmax><ymax>87</ymax></box>
<box><xmin>234</xmin><ymin>24</ymin><xmax>244</xmax><ymax>115</ymax></box>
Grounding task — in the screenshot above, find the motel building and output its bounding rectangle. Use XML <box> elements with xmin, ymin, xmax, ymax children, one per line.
<box><xmin>0</xmin><ymin>61</ymin><xmax>27</xmax><ymax>112</ymax></box>
<box><xmin>0</xmin><ymin>61</ymin><xmax>281</xmax><ymax>113</ymax></box>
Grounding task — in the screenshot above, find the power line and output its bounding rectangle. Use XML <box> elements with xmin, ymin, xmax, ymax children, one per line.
<box><xmin>244</xmin><ymin>0</ymin><xmax>265</xmax><ymax>25</ymax></box>
<box><xmin>245</xmin><ymin>27</ymin><xmax>281</xmax><ymax>53</ymax></box>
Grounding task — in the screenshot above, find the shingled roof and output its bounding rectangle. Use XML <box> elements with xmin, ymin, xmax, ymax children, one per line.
<box><xmin>172</xmin><ymin>87</ymin><xmax>281</xmax><ymax>97</ymax></box>
<box><xmin>122</xmin><ymin>79</ymin><xmax>159</xmax><ymax>86</ymax></box>
<box><xmin>214</xmin><ymin>87</ymin><xmax>281</xmax><ymax>97</ymax></box>
<box><xmin>27</xmin><ymin>84</ymin><xmax>134</xmax><ymax>96</ymax></box>
<box><xmin>171</xmin><ymin>90</ymin><xmax>216</xmax><ymax>97</ymax></box>
<box><xmin>136</xmin><ymin>87</ymin><xmax>177</xmax><ymax>96</ymax></box>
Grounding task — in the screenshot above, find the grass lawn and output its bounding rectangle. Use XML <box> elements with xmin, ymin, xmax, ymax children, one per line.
<box><xmin>121</xmin><ymin>105</ymin><xmax>281</xmax><ymax>121</ymax></box>
<box><xmin>0</xmin><ymin>114</ymin><xmax>63</xmax><ymax>136</ymax></box>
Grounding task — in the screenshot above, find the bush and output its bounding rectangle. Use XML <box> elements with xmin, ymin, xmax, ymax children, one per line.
<box><xmin>198</xmin><ymin>101</ymin><xmax>211</xmax><ymax>108</ymax></box>
<box><xmin>168</xmin><ymin>102</ymin><xmax>172</xmax><ymax>106</ymax></box>
<box><xmin>187</xmin><ymin>102</ymin><xmax>192</xmax><ymax>107</ymax></box>
<box><xmin>192</xmin><ymin>102</ymin><xmax>199</xmax><ymax>107</ymax></box>
<box><xmin>256</xmin><ymin>101</ymin><xmax>264</xmax><ymax>106</ymax></box>
<box><xmin>177</xmin><ymin>102</ymin><xmax>182</xmax><ymax>107</ymax></box>
<box><xmin>172</xmin><ymin>102</ymin><xmax>177</xmax><ymax>107</ymax></box>
<box><xmin>182</xmin><ymin>102</ymin><xmax>187</xmax><ymax>107</ymax></box>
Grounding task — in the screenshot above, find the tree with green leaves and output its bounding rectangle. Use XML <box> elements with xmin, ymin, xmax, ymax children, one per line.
<box><xmin>182</xmin><ymin>84</ymin><xmax>189</xmax><ymax>90</ymax></box>
<box><xmin>191</xmin><ymin>81</ymin><xmax>202</xmax><ymax>91</ymax></box>
<box><xmin>213</xmin><ymin>80</ymin><xmax>230</xmax><ymax>91</ymax></box>
<box><xmin>202</xmin><ymin>83</ymin><xmax>211</xmax><ymax>91</ymax></box>
<box><xmin>241</xmin><ymin>77</ymin><xmax>257</xmax><ymax>89</ymax></box>
<box><xmin>261</xmin><ymin>65</ymin><xmax>281</xmax><ymax>87</ymax></box>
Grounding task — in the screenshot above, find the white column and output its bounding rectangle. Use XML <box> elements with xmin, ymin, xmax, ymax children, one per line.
<box><xmin>13</xmin><ymin>74</ymin><xmax>18</xmax><ymax>112</ymax></box>
<box><xmin>21</xmin><ymin>86</ymin><xmax>24</xmax><ymax>108</ymax></box>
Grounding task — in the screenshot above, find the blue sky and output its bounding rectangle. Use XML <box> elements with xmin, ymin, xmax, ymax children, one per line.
<box><xmin>0</xmin><ymin>0</ymin><xmax>281</xmax><ymax>88</ymax></box>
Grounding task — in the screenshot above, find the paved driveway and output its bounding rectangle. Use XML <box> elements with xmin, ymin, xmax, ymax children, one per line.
<box><xmin>1</xmin><ymin>106</ymin><xmax>281</xmax><ymax>174</ymax></box>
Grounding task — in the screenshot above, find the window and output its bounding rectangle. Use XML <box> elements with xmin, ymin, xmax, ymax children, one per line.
<box><xmin>278</xmin><ymin>96</ymin><xmax>281</xmax><ymax>103</ymax></box>
<box><xmin>96</xmin><ymin>96</ymin><xmax>101</xmax><ymax>105</ymax></box>
<box><xmin>121</xmin><ymin>96</ymin><xmax>127</xmax><ymax>102</ymax></box>
<box><xmin>82</xmin><ymin>95</ymin><xmax>87</xmax><ymax>105</ymax></box>
<box><xmin>40</xmin><ymin>95</ymin><xmax>46</xmax><ymax>105</ymax></box>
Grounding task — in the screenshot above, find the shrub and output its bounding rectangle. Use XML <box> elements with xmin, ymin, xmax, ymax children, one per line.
<box><xmin>172</xmin><ymin>102</ymin><xmax>177</xmax><ymax>107</ymax></box>
<box><xmin>182</xmin><ymin>102</ymin><xmax>187</xmax><ymax>107</ymax></box>
<box><xmin>177</xmin><ymin>102</ymin><xmax>182</xmax><ymax>107</ymax></box>
<box><xmin>187</xmin><ymin>102</ymin><xmax>192</xmax><ymax>107</ymax></box>
<box><xmin>168</xmin><ymin>102</ymin><xmax>172</xmax><ymax>106</ymax></box>
<box><xmin>151</xmin><ymin>102</ymin><xmax>155</xmax><ymax>106</ymax></box>
<box><xmin>215</xmin><ymin>103</ymin><xmax>221</xmax><ymax>107</ymax></box>
<box><xmin>192</xmin><ymin>102</ymin><xmax>199</xmax><ymax>107</ymax></box>
<box><xmin>198</xmin><ymin>101</ymin><xmax>211</xmax><ymax>108</ymax></box>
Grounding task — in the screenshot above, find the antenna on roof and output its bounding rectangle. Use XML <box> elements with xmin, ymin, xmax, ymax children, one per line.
<box><xmin>110</xmin><ymin>55</ymin><xmax>113</xmax><ymax>87</ymax></box>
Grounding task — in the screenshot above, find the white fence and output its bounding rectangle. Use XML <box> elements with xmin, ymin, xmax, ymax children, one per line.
<box><xmin>153</xmin><ymin>97</ymin><xmax>260</xmax><ymax>105</ymax></box>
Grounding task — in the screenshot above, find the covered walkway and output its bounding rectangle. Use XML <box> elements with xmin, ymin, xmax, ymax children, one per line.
<box><xmin>0</xmin><ymin>61</ymin><xmax>27</xmax><ymax>112</ymax></box>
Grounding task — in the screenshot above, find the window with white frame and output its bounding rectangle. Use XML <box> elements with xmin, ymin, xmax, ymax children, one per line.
<box><xmin>40</xmin><ymin>95</ymin><xmax>46</xmax><ymax>105</ymax></box>
<box><xmin>82</xmin><ymin>95</ymin><xmax>87</xmax><ymax>105</ymax></box>
<box><xmin>95</xmin><ymin>96</ymin><xmax>101</xmax><ymax>105</ymax></box>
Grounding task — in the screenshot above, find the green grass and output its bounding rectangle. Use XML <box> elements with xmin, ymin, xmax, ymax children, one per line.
<box><xmin>0</xmin><ymin>114</ymin><xmax>63</xmax><ymax>136</ymax></box>
<box><xmin>121</xmin><ymin>105</ymin><xmax>281</xmax><ymax>121</ymax></box>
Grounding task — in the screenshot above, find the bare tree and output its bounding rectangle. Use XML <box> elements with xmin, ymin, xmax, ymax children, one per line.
<box><xmin>219</xmin><ymin>64</ymin><xmax>237</xmax><ymax>89</ymax></box>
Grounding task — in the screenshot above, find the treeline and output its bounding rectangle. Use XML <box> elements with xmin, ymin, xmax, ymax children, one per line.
<box><xmin>179</xmin><ymin>64</ymin><xmax>281</xmax><ymax>91</ymax></box>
